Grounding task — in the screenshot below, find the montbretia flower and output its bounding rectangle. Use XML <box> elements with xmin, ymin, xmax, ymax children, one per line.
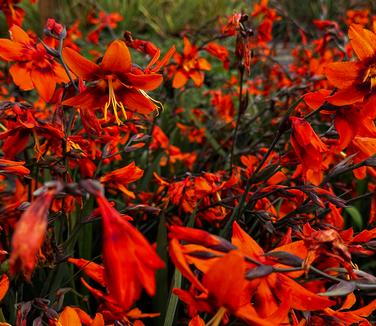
<box><xmin>290</xmin><ymin>117</ymin><xmax>328</xmax><ymax>185</ymax></box>
<box><xmin>100</xmin><ymin>161</ymin><xmax>144</xmax><ymax>198</ymax></box>
<box><xmin>0</xmin><ymin>159</ymin><xmax>29</xmax><ymax>176</ymax></box>
<box><xmin>325</xmin><ymin>24</ymin><xmax>376</xmax><ymax>105</ymax></box>
<box><xmin>96</xmin><ymin>194</ymin><xmax>164</xmax><ymax>311</ymax></box>
<box><xmin>9</xmin><ymin>184</ymin><xmax>59</xmax><ymax>280</ymax></box>
<box><xmin>62</xmin><ymin>40</ymin><xmax>163</xmax><ymax>125</ymax></box>
<box><xmin>170</xmin><ymin>37</ymin><xmax>211</xmax><ymax>88</ymax></box>
<box><xmin>0</xmin><ymin>25</ymin><xmax>69</xmax><ymax>102</ymax></box>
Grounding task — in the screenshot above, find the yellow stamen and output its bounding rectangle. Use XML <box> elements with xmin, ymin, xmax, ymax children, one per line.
<box><xmin>105</xmin><ymin>78</ymin><xmax>127</xmax><ymax>125</ymax></box>
<box><xmin>0</xmin><ymin>123</ymin><xmax>7</xmax><ymax>131</ymax></box>
<box><xmin>205</xmin><ymin>307</ymin><xmax>227</xmax><ymax>326</ymax></box>
<box><xmin>139</xmin><ymin>89</ymin><xmax>164</xmax><ymax>116</ymax></box>
<box><xmin>362</xmin><ymin>64</ymin><xmax>376</xmax><ymax>90</ymax></box>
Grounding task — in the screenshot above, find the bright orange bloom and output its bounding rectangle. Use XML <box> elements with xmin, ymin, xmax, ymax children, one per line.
<box><xmin>169</xmin><ymin>223</ymin><xmax>334</xmax><ymax>324</ymax></box>
<box><xmin>62</xmin><ymin>40</ymin><xmax>163</xmax><ymax>124</ymax></box>
<box><xmin>96</xmin><ymin>194</ymin><xmax>164</xmax><ymax>311</ymax></box>
<box><xmin>0</xmin><ymin>25</ymin><xmax>69</xmax><ymax>102</ymax></box>
<box><xmin>100</xmin><ymin>161</ymin><xmax>144</xmax><ymax>198</ymax></box>
<box><xmin>290</xmin><ymin>117</ymin><xmax>328</xmax><ymax>185</ymax></box>
<box><xmin>9</xmin><ymin>184</ymin><xmax>58</xmax><ymax>280</ymax></box>
<box><xmin>325</xmin><ymin>24</ymin><xmax>376</xmax><ymax>105</ymax></box>
<box><xmin>171</xmin><ymin>37</ymin><xmax>211</xmax><ymax>88</ymax></box>
<box><xmin>0</xmin><ymin>159</ymin><xmax>29</xmax><ymax>176</ymax></box>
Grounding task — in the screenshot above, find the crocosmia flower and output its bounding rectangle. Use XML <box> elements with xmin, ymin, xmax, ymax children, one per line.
<box><xmin>62</xmin><ymin>40</ymin><xmax>163</xmax><ymax>124</ymax></box>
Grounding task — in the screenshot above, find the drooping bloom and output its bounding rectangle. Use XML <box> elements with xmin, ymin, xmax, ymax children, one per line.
<box><xmin>0</xmin><ymin>159</ymin><xmax>29</xmax><ymax>176</ymax></box>
<box><xmin>0</xmin><ymin>25</ymin><xmax>69</xmax><ymax>102</ymax></box>
<box><xmin>96</xmin><ymin>194</ymin><xmax>164</xmax><ymax>311</ymax></box>
<box><xmin>100</xmin><ymin>161</ymin><xmax>144</xmax><ymax>198</ymax></box>
<box><xmin>290</xmin><ymin>117</ymin><xmax>328</xmax><ymax>185</ymax></box>
<box><xmin>325</xmin><ymin>24</ymin><xmax>376</xmax><ymax>105</ymax></box>
<box><xmin>62</xmin><ymin>40</ymin><xmax>163</xmax><ymax>124</ymax></box>
<box><xmin>9</xmin><ymin>183</ymin><xmax>59</xmax><ymax>280</ymax></box>
<box><xmin>170</xmin><ymin>37</ymin><xmax>211</xmax><ymax>88</ymax></box>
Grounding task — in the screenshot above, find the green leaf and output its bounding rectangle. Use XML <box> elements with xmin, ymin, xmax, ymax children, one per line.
<box><xmin>345</xmin><ymin>206</ymin><xmax>363</xmax><ymax>230</ymax></box>
<box><xmin>163</xmin><ymin>269</ymin><xmax>182</xmax><ymax>326</ymax></box>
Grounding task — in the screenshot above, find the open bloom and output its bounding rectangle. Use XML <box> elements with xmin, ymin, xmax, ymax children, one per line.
<box><xmin>171</xmin><ymin>37</ymin><xmax>211</xmax><ymax>88</ymax></box>
<box><xmin>0</xmin><ymin>25</ymin><xmax>69</xmax><ymax>102</ymax></box>
<box><xmin>325</xmin><ymin>24</ymin><xmax>376</xmax><ymax>105</ymax></box>
<box><xmin>62</xmin><ymin>40</ymin><xmax>163</xmax><ymax>124</ymax></box>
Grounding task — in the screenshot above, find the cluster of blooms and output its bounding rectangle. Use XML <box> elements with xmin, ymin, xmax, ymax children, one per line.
<box><xmin>0</xmin><ymin>0</ymin><xmax>374</xmax><ymax>325</ymax></box>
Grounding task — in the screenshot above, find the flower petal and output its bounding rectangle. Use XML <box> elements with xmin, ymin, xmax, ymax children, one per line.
<box><xmin>0</xmin><ymin>39</ymin><xmax>25</xmax><ymax>61</ymax></box>
<box><xmin>31</xmin><ymin>68</ymin><xmax>56</xmax><ymax>102</ymax></box>
<box><xmin>102</xmin><ymin>40</ymin><xmax>131</xmax><ymax>74</ymax></box>
<box><xmin>122</xmin><ymin>89</ymin><xmax>157</xmax><ymax>115</ymax></box>
<box><xmin>9</xmin><ymin>63</ymin><xmax>33</xmax><ymax>90</ymax></box>
<box><xmin>172</xmin><ymin>70</ymin><xmax>188</xmax><ymax>88</ymax></box>
<box><xmin>349</xmin><ymin>24</ymin><xmax>376</xmax><ymax>60</ymax></box>
<box><xmin>326</xmin><ymin>87</ymin><xmax>366</xmax><ymax>106</ymax></box>
<box><xmin>62</xmin><ymin>47</ymin><xmax>99</xmax><ymax>80</ymax></box>
<box><xmin>325</xmin><ymin>61</ymin><xmax>362</xmax><ymax>89</ymax></box>
<box><xmin>10</xmin><ymin>25</ymin><xmax>31</xmax><ymax>44</ymax></box>
<box><xmin>126</xmin><ymin>72</ymin><xmax>163</xmax><ymax>91</ymax></box>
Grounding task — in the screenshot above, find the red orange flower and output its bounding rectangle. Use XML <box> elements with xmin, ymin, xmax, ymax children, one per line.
<box><xmin>62</xmin><ymin>40</ymin><xmax>163</xmax><ymax>124</ymax></box>
<box><xmin>0</xmin><ymin>25</ymin><xmax>69</xmax><ymax>102</ymax></box>
<box><xmin>96</xmin><ymin>194</ymin><xmax>164</xmax><ymax>311</ymax></box>
<box><xmin>290</xmin><ymin>117</ymin><xmax>328</xmax><ymax>185</ymax></box>
<box><xmin>325</xmin><ymin>24</ymin><xmax>376</xmax><ymax>105</ymax></box>
<box><xmin>9</xmin><ymin>183</ymin><xmax>59</xmax><ymax>279</ymax></box>
<box><xmin>171</xmin><ymin>37</ymin><xmax>211</xmax><ymax>88</ymax></box>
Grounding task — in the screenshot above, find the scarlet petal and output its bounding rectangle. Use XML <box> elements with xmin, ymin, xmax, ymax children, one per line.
<box><xmin>0</xmin><ymin>275</ymin><xmax>9</xmax><ymax>301</ymax></box>
<box><xmin>272</xmin><ymin>274</ymin><xmax>335</xmax><ymax>310</ymax></box>
<box><xmin>197</xmin><ymin>58</ymin><xmax>211</xmax><ymax>71</ymax></box>
<box><xmin>31</xmin><ymin>68</ymin><xmax>56</xmax><ymax>102</ymax></box>
<box><xmin>98</xmin><ymin>196</ymin><xmax>164</xmax><ymax>310</ymax></box>
<box><xmin>349</xmin><ymin>24</ymin><xmax>376</xmax><ymax>60</ymax></box>
<box><xmin>325</xmin><ymin>61</ymin><xmax>362</xmax><ymax>89</ymax></box>
<box><xmin>102</xmin><ymin>40</ymin><xmax>131</xmax><ymax>74</ymax></box>
<box><xmin>334</xmin><ymin>115</ymin><xmax>356</xmax><ymax>150</ymax></box>
<box><xmin>203</xmin><ymin>251</ymin><xmax>246</xmax><ymax>311</ymax></box>
<box><xmin>0</xmin><ymin>39</ymin><xmax>25</xmax><ymax>61</ymax></box>
<box><xmin>63</xmin><ymin>87</ymin><xmax>106</xmax><ymax>109</ymax></box>
<box><xmin>326</xmin><ymin>87</ymin><xmax>366</xmax><ymax>106</ymax></box>
<box><xmin>172</xmin><ymin>70</ymin><xmax>189</xmax><ymax>88</ymax></box>
<box><xmin>126</xmin><ymin>72</ymin><xmax>163</xmax><ymax>91</ymax></box>
<box><xmin>9</xmin><ymin>191</ymin><xmax>55</xmax><ymax>280</ymax></box>
<box><xmin>183</xmin><ymin>36</ymin><xmax>193</xmax><ymax>56</ymax></box>
<box><xmin>10</xmin><ymin>25</ymin><xmax>32</xmax><ymax>44</ymax></box>
<box><xmin>232</xmin><ymin>221</ymin><xmax>264</xmax><ymax>259</ymax></box>
<box><xmin>62</xmin><ymin>47</ymin><xmax>99</xmax><ymax>80</ymax></box>
<box><xmin>169</xmin><ymin>239</ymin><xmax>207</xmax><ymax>293</ymax></box>
<box><xmin>9</xmin><ymin>63</ymin><xmax>33</xmax><ymax>90</ymax></box>
<box><xmin>189</xmin><ymin>70</ymin><xmax>204</xmax><ymax>86</ymax></box>
<box><xmin>122</xmin><ymin>89</ymin><xmax>157</xmax><ymax>115</ymax></box>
